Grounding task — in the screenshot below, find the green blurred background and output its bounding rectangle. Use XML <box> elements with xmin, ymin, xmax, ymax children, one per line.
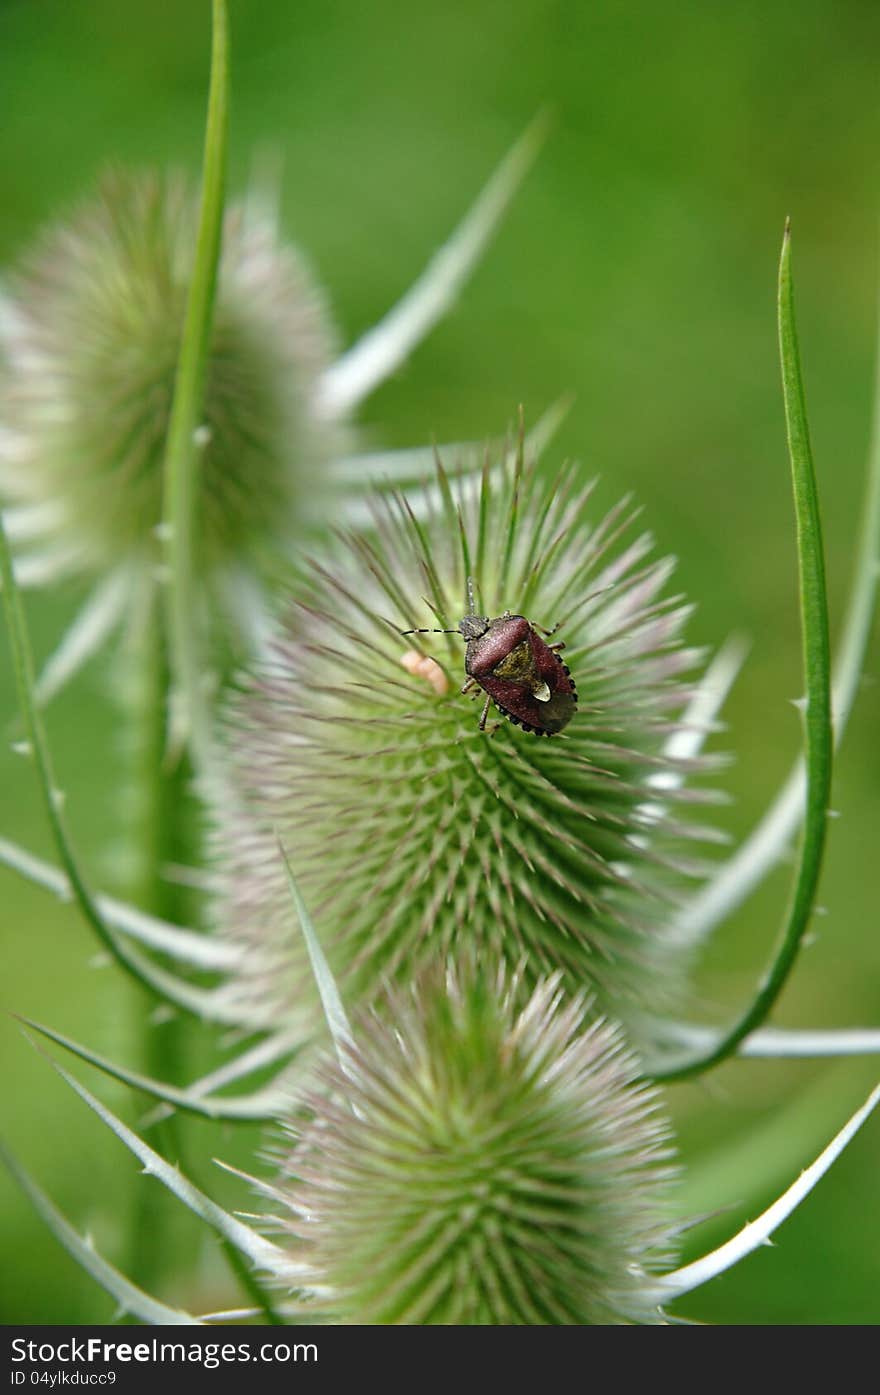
<box><xmin>1</xmin><ymin>0</ymin><xmax>878</xmax><ymax>1325</ymax></box>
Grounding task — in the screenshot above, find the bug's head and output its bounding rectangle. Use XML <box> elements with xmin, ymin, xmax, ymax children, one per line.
<box><xmin>458</xmin><ymin>614</ymin><xmax>489</xmax><ymax>641</ymax></box>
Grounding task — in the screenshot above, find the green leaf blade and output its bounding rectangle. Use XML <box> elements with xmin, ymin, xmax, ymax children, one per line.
<box><xmin>652</xmin><ymin>224</ymin><xmax>833</xmax><ymax>1083</ymax></box>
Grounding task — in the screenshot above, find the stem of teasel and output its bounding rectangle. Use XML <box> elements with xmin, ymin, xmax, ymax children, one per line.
<box><xmin>160</xmin><ymin>0</ymin><xmax>228</xmax><ymax>774</ymax></box>
<box><xmin>137</xmin><ymin>0</ymin><xmax>228</xmax><ymax>1290</ymax></box>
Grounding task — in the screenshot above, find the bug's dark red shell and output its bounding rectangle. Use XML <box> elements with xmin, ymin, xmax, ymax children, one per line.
<box><xmin>465</xmin><ymin>615</ymin><xmax>577</xmax><ymax>735</ymax></box>
<box><xmin>465</xmin><ymin>614</ymin><xmax>532</xmax><ymax>677</ymax></box>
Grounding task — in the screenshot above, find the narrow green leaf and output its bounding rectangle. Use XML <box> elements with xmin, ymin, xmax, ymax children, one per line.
<box><xmin>279</xmin><ymin>840</ymin><xmax>354</xmax><ymax>1060</ymax></box>
<box><xmin>653</xmin><ymin>223</ymin><xmax>833</xmax><ymax>1082</ymax></box>
<box><xmin>674</xmin><ymin>239</ymin><xmax>880</xmax><ymax>948</ymax></box>
<box><xmin>0</xmin><ymin>1141</ymin><xmax>200</xmax><ymax>1324</ymax></box>
<box><xmin>0</xmin><ymin>516</ymin><xmax>234</xmax><ymax>1019</ymax></box>
<box><xmin>19</xmin><ymin>1017</ymin><xmax>292</xmax><ymax>1121</ymax></box>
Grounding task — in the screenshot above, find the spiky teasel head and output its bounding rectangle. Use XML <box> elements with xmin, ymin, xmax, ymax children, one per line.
<box><xmin>212</xmin><ymin>432</ymin><xmax>723</xmax><ymax>1041</ymax></box>
<box><xmin>0</xmin><ymin>167</ymin><xmax>340</xmax><ymax>624</ymax></box>
<box><xmin>270</xmin><ymin>964</ymin><xmax>677</xmax><ymax>1324</ymax></box>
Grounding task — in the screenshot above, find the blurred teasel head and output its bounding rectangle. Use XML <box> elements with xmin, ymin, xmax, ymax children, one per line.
<box><xmin>0</xmin><ymin>168</ymin><xmax>340</xmax><ymax>661</ymax></box>
<box><xmin>211</xmin><ymin>433</ymin><xmax>725</xmax><ymax>1042</ymax></box>
<box><xmin>271</xmin><ymin>963</ymin><xmax>677</xmax><ymax>1324</ymax></box>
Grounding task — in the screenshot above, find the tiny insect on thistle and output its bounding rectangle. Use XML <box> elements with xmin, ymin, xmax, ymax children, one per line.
<box><xmin>403</xmin><ymin>578</ymin><xmax>578</xmax><ymax>735</ymax></box>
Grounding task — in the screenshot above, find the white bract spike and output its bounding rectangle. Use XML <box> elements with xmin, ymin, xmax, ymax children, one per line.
<box><xmin>177</xmin><ymin>1030</ymin><xmax>300</xmax><ymax>1099</ymax></box>
<box><xmin>659</xmin><ymin>634</ymin><xmax>750</xmax><ymax>770</ymax></box>
<box><xmin>160</xmin><ymin>861</ymin><xmax>221</xmax><ymax>892</ymax></box>
<box><xmin>362</xmin><ymin>406</ymin><xmax>571</xmax><ymax>487</ymax></box>
<box><xmin>329</xmin><ymin>441</ymin><xmax>475</xmax><ymax>485</ymax></box>
<box><xmin>0</xmin><ymin>1143</ymin><xmax>200</xmax><ymax>1325</ymax></box>
<box><xmin>339</xmin><ymin>400</ymin><xmax>563</xmax><ymax>532</ymax></box>
<box><xmin>342</xmin><ymin>447</ymin><xmax>487</xmax><ymax>531</ymax></box>
<box><xmin>317</xmin><ymin>114</ymin><xmax>548</xmax><ymax>418</ymax></box>
<box><xmin>197</xmin><ymin>1307</ymin><xmax>262</xmax><ymax>1323</ymax></box>
<box><xmin>243</xmin><ymin>144</ymin><xmax>285</xmax><ymax>236</ymax></box>
<box><xmin>35</xmin><ymin>566</ymin><xmax>132</xmax><ymax>707</ymax></box>
<box><xmin>140</xmin><ymin>1032</ymin><xmax>302</xmax><ymax>1128</ymax></box>
<box><xmin>742</xmin><ymin>1026</ymin><xmax>880</xmax><ymax>1057</ymax></box>
<box><xmin>53</xmin><ymin>1060</ymin><xmax>299</xmax><ymax>1277</ymax></box>
<box><xmin>653</xmin><ymin>1020</ymin><xmax>880</xmax><ymax>1059</ymax></box>
<box><xmin>217</xmin><ymin>564</ymin><xmax>278</xmax><ymax>661</ymax></box>
<box><xmin>12</xmin><ymin>547</ymin><xmax>83</xmax><ymax>589</ymax></box>
<box><xmin>214</xmin><ymin>1158</ymin><xmax>290</xmax><ymax>1206</ymax></box>
<box><xmin>139</xmin><ymin>1076</ymin><xmax>295</xmax><ymax>1129</ymax></box>
<box><xmin>1</xmin><ymin>500</ymin><xmax>66</xmax><ymax>543</ymax></box>
<box><xmin>634</xmin><ymin>635</ymin><xmax>748</xmax><ymax>833</ymax></box>
<box><xmin>0</xmin><ymin>424</ymin><xmax>31</xmax><ymax>465</ymax></box>
<box><xmin>0</xmin><ymin>834</ymin><xmax>240</xmax><ymax>971</ymax></box>
<box><xmin>650</xmin><ymin>1082</ymin><xmax>880</xmax><ymax>1303</ymax></box>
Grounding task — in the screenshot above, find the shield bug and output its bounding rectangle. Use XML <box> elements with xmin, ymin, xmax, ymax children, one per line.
<box><xmin>402</xmin><ymin>581</ymin><xmax>577</xmax><ymax>735</ymax></box>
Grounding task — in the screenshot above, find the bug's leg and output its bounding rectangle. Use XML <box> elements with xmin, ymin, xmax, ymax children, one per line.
<box><xmin>478</xmin><ymin>694</ymin><xmax>492</xmax><ymax>731</ymax></box>
<box><xmin>460</xmin><ymin>677</ymin><xmax>477</xmax><ymax>695</ymax></box>
<box><xmin>534</xmin><ymin>620</ymin><xmax>561</xmax><ymax>638</ymax></box>
<box><xmin>548</xmin><ymin>641</ymin><xmax>565</xmax><ymax>653</ymax></box>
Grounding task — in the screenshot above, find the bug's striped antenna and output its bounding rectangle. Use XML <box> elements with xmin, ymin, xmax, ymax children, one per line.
<box><xmin>400</xmin><ymin>625</ymin><xmax>463</xmax><ymax>637</ymax></box>
<box><xmin>401</xmin><ymin>576</ymin><xmax>488</xmax><ymax>636</ymax></box>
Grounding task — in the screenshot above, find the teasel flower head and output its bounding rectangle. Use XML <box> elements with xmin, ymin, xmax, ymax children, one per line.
<box><xmin>271</xmin><ymin>964</ymin><xmax>677</xmax><ymax>1325</ymax></box>
<box><xmin>212</xmin><ymin>435</ymin><xmax>723</xmax><ymax>1042</ymax></box>
<box><xmin>0</xmin><ymin>168</ymin><xmax>342</xmax><ymax>661</ymax></box>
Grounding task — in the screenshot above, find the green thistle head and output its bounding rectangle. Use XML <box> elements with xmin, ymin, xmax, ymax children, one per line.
<box><xmin>273</xmin><ymin>965</ymin><xmax>677</xmax><ymax>1324</ymax></box>
<box><xmin>0</xmin><ymin>167</ymin><xmax>340</xmax><ymax>592</ymax></box>
<box><xmin>212</xmin><ymin>436</ymin><xmax>721</xmax><ymax>1039</ymax></box>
